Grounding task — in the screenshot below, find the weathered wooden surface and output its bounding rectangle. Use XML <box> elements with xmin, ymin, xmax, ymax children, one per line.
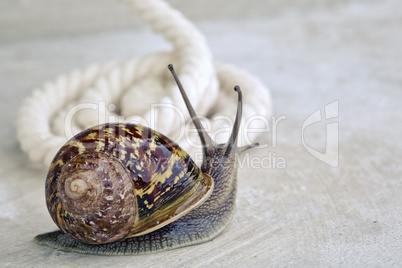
<box><xmin>1</xmin><ymin>0</ymin><xmax>401</xmax><ymax>266</ymax></box>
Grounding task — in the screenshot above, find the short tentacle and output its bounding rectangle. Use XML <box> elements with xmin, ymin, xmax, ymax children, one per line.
<box><xmin>238</xmin><ymin>142</ymin><xmax>259</xmax><ymax>154</ymax></box>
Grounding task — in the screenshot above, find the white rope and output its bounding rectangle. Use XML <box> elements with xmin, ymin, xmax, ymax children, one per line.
<box><xmin>17</xmin><ymin>0</ymin><xmax>272</xmax><ymax>166</ymax></box>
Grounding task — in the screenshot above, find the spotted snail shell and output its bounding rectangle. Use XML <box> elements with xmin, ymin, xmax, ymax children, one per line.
<box><xmin>46</xmin><ymin>122</ymin><xmax>214</xmax><ymax>244</ymax></box>
<box><xmin>35</xmin><ymin>65</ymin><xmax>254</xmax><ymax>255</ymax></box>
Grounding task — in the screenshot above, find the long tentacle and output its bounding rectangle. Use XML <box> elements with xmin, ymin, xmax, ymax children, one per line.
<box><xmin>168</xmin><ymin>64</ymin><xmax>214</xmax><ymax>155</ymax></box>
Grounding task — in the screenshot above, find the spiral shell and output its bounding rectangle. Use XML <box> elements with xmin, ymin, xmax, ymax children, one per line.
<box><xmin>46</xmin><ymin>123</ymin><xmax>213</xmax><ymax>244</ymax></box>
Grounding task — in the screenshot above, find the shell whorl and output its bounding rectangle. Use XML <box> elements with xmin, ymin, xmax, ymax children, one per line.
<box><xmin>64</xmin><ymin>176</ymin><xmax>89</xmax><ymax>200</ymax></box>
<box><xmin>55</xmin><ymin>152</ymin><xmax>137</xmax><ymax>244</ymax></box>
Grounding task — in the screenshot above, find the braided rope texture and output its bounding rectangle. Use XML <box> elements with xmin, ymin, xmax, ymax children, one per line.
<box><xmin>17</xmin><ymin>0</ymin><xmax>272</xmax><ymax>166</ymax></box>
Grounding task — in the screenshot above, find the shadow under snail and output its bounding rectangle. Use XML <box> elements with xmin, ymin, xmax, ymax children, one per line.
<box><xmin>34</xmin><ymin>64</ymin><xmax>257</xmax><ymax>255</ymax></box>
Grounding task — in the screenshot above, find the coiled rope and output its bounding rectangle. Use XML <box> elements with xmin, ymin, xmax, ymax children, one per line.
<box><xmin>17</xmin><ymin>0</ymin><xmax>272</xmax><ymax>166</ymax></box>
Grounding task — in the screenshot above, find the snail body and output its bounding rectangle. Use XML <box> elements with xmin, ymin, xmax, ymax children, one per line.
<box><xmin>35</xmin><ymin>65</ymin><xmax>248</xmax><ymax>255</ymax></box>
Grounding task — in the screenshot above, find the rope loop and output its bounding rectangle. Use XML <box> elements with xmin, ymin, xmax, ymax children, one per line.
<box><xmin>17</xmin><ymin>0</ymin><xmax>272</xmax><ymax>166</ymax></box>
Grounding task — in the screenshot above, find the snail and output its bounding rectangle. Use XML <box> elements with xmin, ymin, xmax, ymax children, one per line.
<box><xmin>34</xmin><ymin>64</ymin><xmax>256</xmax><ymax>255</ymax></box>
